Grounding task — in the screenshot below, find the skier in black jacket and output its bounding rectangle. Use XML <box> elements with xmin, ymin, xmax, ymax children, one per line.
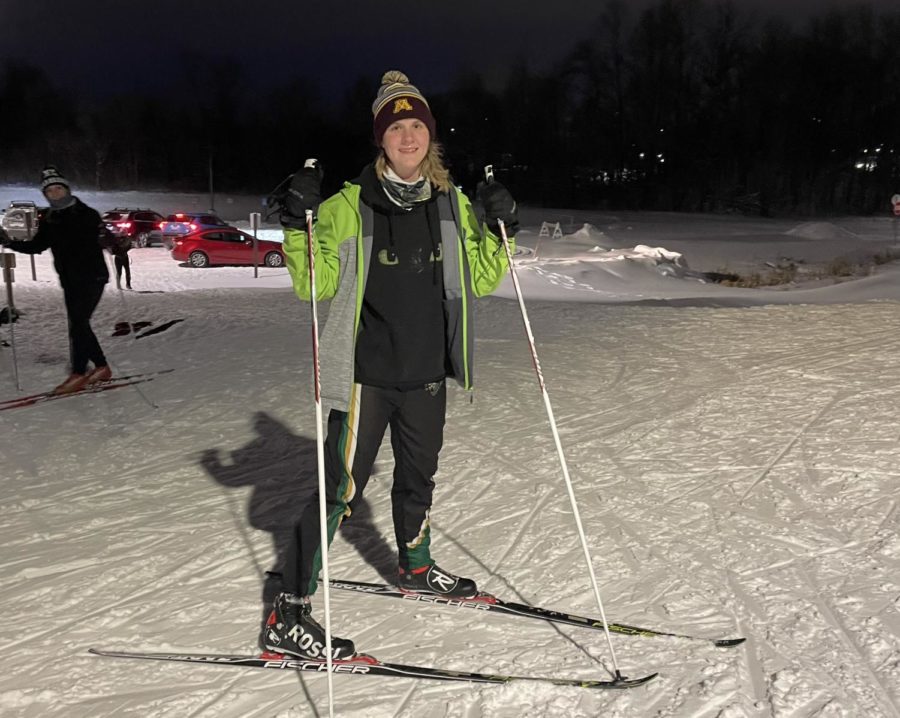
<box><xmin>0</xmin><ymin>166</ymin><xmax>113</xmax><ymax>393</ymax></box>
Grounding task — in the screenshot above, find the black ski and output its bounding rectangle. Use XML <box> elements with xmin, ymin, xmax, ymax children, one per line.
<box><xmin>88</xmin><ymin>648</ymin><xmax>657</xmax><ymax>689</ymax></box>
<box><xmin>323</xmin><ymin>578</ymin><xmax>745</xmax><ymax>648</ymax></box>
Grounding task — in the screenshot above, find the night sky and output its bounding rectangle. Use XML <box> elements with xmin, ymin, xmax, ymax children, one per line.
<box><xmin>0</xmin><ymin>0</ymin><xmax>896</xmax><ymax>102</ymax></box>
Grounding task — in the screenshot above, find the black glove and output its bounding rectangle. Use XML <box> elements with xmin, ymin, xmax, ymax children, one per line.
<box><xmin>281</xmin><ymin>162</ymin><xmax>323</xmax><ymax>229</ymax></box>
<box><xmin>477</xmin><ymin>181</ymin><xmax>519</xmax><ymax>236</ymax></box>
<box><xmin>0</xmin><ymin>228</ymin><xmax>11</xmax><ymax>246</ymax></box>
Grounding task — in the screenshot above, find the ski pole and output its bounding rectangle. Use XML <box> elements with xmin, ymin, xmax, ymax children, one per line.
<box><xmin>485</xmin><ymin>165</ymin><xmax>626</xmax><ymax>682</ymax></box>
<box><xmin>304</xmin><ymin>170</ymin><xmax>336</xmax><ymax>717</ymax></box>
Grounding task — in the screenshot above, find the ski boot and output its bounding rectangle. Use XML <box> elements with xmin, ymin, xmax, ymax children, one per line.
<box><xmin>85</xmin><ymin>365</ymin><xmax>112</xmax><ymax>385</ymax></box>
<box><xmin>397</xmin><ymin>564</ymin><xmax>478</xmax><ymax>599</ymax></box>
<box><xmin>52</xmin><ymin>373</ymin><xmax>89</xmax><ymax>395</ymax></box>
<box><xmin>261</xmin><ymin>593</ymin><xmax>356</xmax><ymax>660</ymax></box>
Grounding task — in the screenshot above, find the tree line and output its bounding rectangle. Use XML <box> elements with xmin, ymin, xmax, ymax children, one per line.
<box><xmin>1</xmin><ymin>0</ymin><xmax>899</xmax><ymax>216</ymax></box>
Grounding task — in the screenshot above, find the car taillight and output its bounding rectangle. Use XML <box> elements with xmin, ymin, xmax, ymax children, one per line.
<box><xmin>189</xmin><ymin>223</ymin><xmax>197</xmax><ymax>231</ymax></box>
<box><xmin>117</xmin><ymin>222</ymin><xmax>131</xmax><ymax>229</ymax></box>
<box><xmin>159</xmin><ymin>222</ymin><xmax>166</xmax><ymax>230</ymax></box>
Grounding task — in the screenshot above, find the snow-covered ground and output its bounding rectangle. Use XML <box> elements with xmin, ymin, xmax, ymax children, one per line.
<box><xmin>1</xmin><ymin>186</ymin><xmax>899</xmax><ymax>717</ymax></box>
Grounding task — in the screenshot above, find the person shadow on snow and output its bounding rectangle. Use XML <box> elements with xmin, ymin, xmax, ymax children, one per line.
<box><xmin>198</xmin><ymin>411</ymin><xmax>393</xmax><ymax>631</ymax></box>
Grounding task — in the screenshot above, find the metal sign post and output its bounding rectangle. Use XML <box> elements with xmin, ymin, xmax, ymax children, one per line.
<box><xmin>1</xmin><ymin>251</ymin><xmax>20</xmax><ymax>389</ymax></box>
<box><xmin>25</xmin><ymin>210</ymin><xmax>37</xmax><ymax>280</ymax></box>
<box><xmin>2</xmin><ymin>253</ymin><xmax>16</xmax><ymax>315</ymax></box>
<box><xmin>250</xmin><ymin>212</ymin><xmax>261</xmax><ymax>278</ymax></box>
<box><xmin>891</xmin><ymin>194</ymin><xmax>900</xmax><ymax>243</ymax></box>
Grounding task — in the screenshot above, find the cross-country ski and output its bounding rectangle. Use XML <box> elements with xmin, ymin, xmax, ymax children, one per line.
<box><xmin>0</xmin><ymin>370</ymin><xmax>172</xmax><ymax>410</ymax></box>
<box><xmin>323</xmin><ymin>577</ymin><xmax>746</xmax><ymax>647</ymax></box>
<box><xmin>88</xmin><ymin>648</ymin><xmax>658</xmax><ymax>689</ymax></box>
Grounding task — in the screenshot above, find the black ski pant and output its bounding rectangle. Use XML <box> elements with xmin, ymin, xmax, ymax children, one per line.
<box><xmin>283</xmin><ymin>381</ymin><xmax>446</xmax><ymax>597</ymax></box>
<box><xmin>114</xmin><ymin>253</ymin><xmax>131</xmax><ymax>288</ymax></box>
<box><xmin>62</xmin><ymin>281</ymin><xmax>107</xmax><ymax>375</ymax></box>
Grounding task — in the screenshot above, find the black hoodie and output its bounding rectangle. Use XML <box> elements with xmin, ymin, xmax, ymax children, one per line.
<box><xmin>353</xmin><ymin>164</ymin><xmax>448</xmax><ymax>390</ymax></box>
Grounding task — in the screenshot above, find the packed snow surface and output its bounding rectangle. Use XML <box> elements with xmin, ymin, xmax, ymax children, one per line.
<box><xmin>1</xmin><ymin>187</ymin><xmax>899</xmax><ymax>717</ymax></box>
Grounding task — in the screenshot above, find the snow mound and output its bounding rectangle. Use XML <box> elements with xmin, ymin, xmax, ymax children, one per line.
<box><xmin>573</xmin><ymin>241</ymin><xmax>686</xmax><ymax>269</ymax></box>
<box><xmin>786</xmin><ymin>222</ymin><xmax>859</xmax><ymax>241</ymax></box>
<box><xmin>570</xmin><ymin>223</ymin><xmax>606</xmax><ymax>241</ymax></box>
<box><xmin>631</xmin><ymin>244</ymin><xmax>687</xmax><ymax>267</ymax></box>
<box><xmin>528</xmin><ymin>223</ymin><xmax>688</xmax><ymax>276</ymax></box>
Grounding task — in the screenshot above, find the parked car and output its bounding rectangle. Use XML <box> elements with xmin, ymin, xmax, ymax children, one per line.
<box><xmin>160</xmin><ymin>212</ymin><xmax>230</xmax><ymax>249</ymax></box>
<box><xmin>101</xmin><ymin>208</ymin><xmax>165</xmax><ymax>247</ymax></box>
<box><xmin>1</xmin><ymin>201</ymin><xmax>44</xmax><ymax>240</ymax></box>
<box><xmin>170</xmin><ymin>227</ymin><xmax>285</xmax><ymax>268</ymax></box>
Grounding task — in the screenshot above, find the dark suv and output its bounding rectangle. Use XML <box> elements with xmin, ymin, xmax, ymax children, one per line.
<box><xmin>160</xmin><ymin>212</ymin><xmax>230</xmax><ymax>249</ymax></box>
<box><xmin>102</xmin><ymin>208</ymin><xmax>165</xmax><ymax>247</ymax></box>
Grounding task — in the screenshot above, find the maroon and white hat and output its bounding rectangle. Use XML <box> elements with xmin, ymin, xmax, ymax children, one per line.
<box><xmin>372</xmin><ymin>70</ymin><xmax>436</xmax><ymax>145</ymax></box>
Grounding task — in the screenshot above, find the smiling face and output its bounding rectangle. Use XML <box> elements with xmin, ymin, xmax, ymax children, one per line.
<box><xmin>381</xmin><ymin>118</ymin><xmax>430</xmax><ymax>181</ymax></box>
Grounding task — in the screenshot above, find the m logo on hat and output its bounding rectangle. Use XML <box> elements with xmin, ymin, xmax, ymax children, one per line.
<box><xmin>372</xmin><ymin>70</ymin><xmax>437</xmax><ymax>143</ymax></box>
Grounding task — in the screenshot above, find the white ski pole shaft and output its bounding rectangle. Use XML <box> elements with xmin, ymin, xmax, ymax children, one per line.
<box><xmin>487</xmin><ymin>168</ymin><xmax>623</xmax><ymax>679</ymax></box>
<box><xmin>306</xmin><ymin>207</ymin><xmax>335</xmax><ymax>715</ymax></box>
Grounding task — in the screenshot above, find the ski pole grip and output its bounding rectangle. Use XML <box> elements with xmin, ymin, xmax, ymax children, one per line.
<box><xmin>482</xmin><ymin>164</ymin><xmax>506</xmax><ymax>253</ymax></box>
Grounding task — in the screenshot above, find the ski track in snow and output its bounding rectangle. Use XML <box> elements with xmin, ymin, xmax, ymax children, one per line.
<box><xmin>1</xmin><ymin>215</ymin><xmax>900</xmax><ymax>716</ymax></box>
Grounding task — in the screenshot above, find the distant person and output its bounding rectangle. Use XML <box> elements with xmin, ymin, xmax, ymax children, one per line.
<box><xmin>261</xmin><ymin>70</ymin><xmax>519</xmax><ymax>660</ymax></box>
<box><xmin>108</xmin><ymin>232</ymin><xmax>132</xmax><ymax>290</ymax></box>
<box><xmin>0</xmin><ymin>166</ymin><xmax>112</xmax><ymax>393</ymax></box>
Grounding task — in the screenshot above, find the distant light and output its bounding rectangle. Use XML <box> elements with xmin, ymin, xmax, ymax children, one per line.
<box><xmin>659</xmin><ymin>128</ymin><xmax>664</xmax><ymax>133</ymax></box>
<box><xmin>638</xmin><ymin>152</ymin><xmax>645</xmax><ymax>159</ymax></box>
<box><xmin>450</xmin><ymin>127</ymin><xmax>456</xmax><ymax>133</ymax></box>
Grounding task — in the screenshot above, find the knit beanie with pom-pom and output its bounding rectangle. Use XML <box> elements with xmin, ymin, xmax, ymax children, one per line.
<box><xmin>371</xmin><ymin>70</ymin><xmax>436</xmax><ymax>144</ymax></box>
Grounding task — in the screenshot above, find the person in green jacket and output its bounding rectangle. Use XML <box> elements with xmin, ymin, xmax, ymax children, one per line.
<box><xmin>262</xmin><ymin>70</ymin><xmax>520</xmax><ymax>660</ymax></box>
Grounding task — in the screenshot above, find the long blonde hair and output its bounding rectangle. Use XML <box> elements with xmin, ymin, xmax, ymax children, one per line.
<box><xmin>375</xmin><ymin>141</ymin><xmax>452</xmax><ymax>193</ymax></box>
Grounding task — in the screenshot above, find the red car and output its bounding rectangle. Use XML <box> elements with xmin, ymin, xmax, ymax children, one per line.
<box><xmin>170</xmin><ymin>228</ymin><xmax>285</xmax><ymax>268</ymax></box>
